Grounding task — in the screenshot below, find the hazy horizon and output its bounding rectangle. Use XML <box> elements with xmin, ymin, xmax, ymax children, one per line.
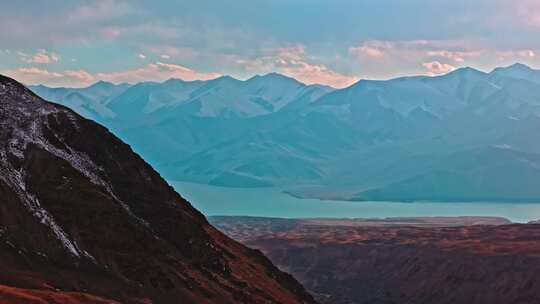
<box><xmin>2</xmin><ymin>1</ymin><xmax>540</xmax><ymax>88</ymax></box>
<box><xmin>18</xmin><ymin>62</ymin><xmax>537</xmax><ymax>89</ymax></box>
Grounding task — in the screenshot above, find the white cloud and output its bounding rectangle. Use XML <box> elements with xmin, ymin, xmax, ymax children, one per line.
<box><xmin>95</xmin><ymin>62</ymin><xmax>220</xmax><ymax>84</ymax></box>
<box><xmin>496</xmin><ymin>49</ymin><xmax>536</xmax><ymax>61</ymax></box>
<box><xmin>161</xmin><ymin>54</ymin><xmax>170</xmax><ymax>59</ymax></box>
<box><xmin>3</xmin><ymin>67</ymin><xmax>80</xmax><ymax>87</ymax></box>
<box><xmin>515</xmin><ymin>0</ymin><xmax>540</xmax><ymax>27</ymax></box>
<box><xmin>422</xmin><ymin>61</ymin><xmax>456</xmax><ymax>75</ymax></box>
<box><xmin>236</xmin><ymin>45</ymin><xmax>359</xmax><ymax>88</ymax></box>
<box><xmin>67</xmin><ymin>0</ymin><xmax>133</xmax><ymax>24</ymax></box>
<box><xmin>19</xmin><ymin>49</ymin><xmax>60</xmax><ymax>64</ymax></box>
<box><xmin>349</xmin><ymin>41</ymin><xmax>397</xmax><ymax>59</ymax></box>
<box><xmin>426</xmin><ymin>50</ymin><xmax>483</xmax><ymax>63</ymax></box>
<box><xmin>3</xmin><ymin>62</ymin><xmax>220</xmax><ymax>87</ymax></box>
<box><xmin>349</xmin><ymin>40</ymin><xmax>484</xmax><ymax>63</ymax></box>
<box><xmin>346</xmin><ymin>39</ymin><xmax>539</xmax><ymax>78</ymax></box>
<box><xmin>138</xmin><ymin>53</ymin><xmax>146</xmax><ymax>59</ymax></box>
<box><xmin>350</xmin><ymin>46</ymin><xmax>385</xmax><ymax>58</ymax></box>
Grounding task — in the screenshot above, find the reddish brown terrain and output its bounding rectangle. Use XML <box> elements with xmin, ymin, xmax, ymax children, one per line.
<box><xmin>211</xmin><ymin>216</ymin><xmax>540</xmax><ymax>304</ymax></box>
<box><xmin>0</xmin><ymin>284</ymin><xmax>121</xmax><ymax>304</ymax></box>
<box><xmin>0</xmin><ymin>75</ymin><xmax>316</xmax><ymax>304</ymax></box>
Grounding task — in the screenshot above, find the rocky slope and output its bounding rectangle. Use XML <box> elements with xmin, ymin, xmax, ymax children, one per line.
<box><xmin>212</xmin><ymin>216</ymin><xmax>540</xmax><ymax>304</ymax></box>
<box><xmin>0</xmin><ymin>74</ymin><xmax>316</xmax><ymax>304</ymax></box>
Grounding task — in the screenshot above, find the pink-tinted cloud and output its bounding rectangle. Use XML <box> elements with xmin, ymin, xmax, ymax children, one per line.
<box><xmin>349</xmin><ymin>46</ymin><xmax>385</xmax><ymax>58</ymax></box>
<box><xmin>281</xmin><ymin>61</ymin><xmax>359</xmax><ymax>88</ymax></box>
<box><xmin>62</xmin><ymin>70</ymin><xmax>95</xmax><ymax>83</ymax></box>
<box><xmin>515</xmin><ymin>0</ymin><xmax>540</xmax><ymax>27</ymax></box>
<box><xmin>3</xmin><ymin>67</ymin><xmax>86</xmax><ymax>87</ymax></box>
<box><xmin>67</xmin><ymin>0</ymin><xmax>133</xmax><ymax>24</ymax></box>
<box><xmin>3</xmin><ymin>62</ymin><xmax>220</xmax><ymax>87</ymax></box>
<box><xmin>236</xmin><ymin>45</ymin><xmax>359</xmax><ymax>88</ymax></box>
<box><xmin>496</xmin><ymin>49</ymin><xmax>536</xmax><ymax>61</ymax></box>
<box><xmin>422</xmin><ymin>61</ymin><xmax>456</xmax><ymax>75</ymax></box>
<box><xmin>350</xmin><ymin>40</ymin><xmax>484</xmax><ymax>63</ymax></box>
<box><xmin>139</xmin><ymin>45</ymin><xmax>202</xmax><ymax>62</ymax></box>
<box><xmin>349</xmin><ymin>41</ymin><xmax>398</xmax><ymax>59</ymax></box>
<box><xmin>426</xmin><ymin>50</ymin><xmax>483</xmax><ymax>63</ymax></box>
<box><xmin>96</xmin><ymin>62</ymin><xmax>220</xmax><ymax>84</ymax></box>
<box><xmin>348</xmin><ymin>39</ymin><xmax>538</xmax><ymax>79</ymax></box>
<box><xmin>19</xmin><ymin>50</ymin><xmax>60</xmax><ymax>64</ymax></box>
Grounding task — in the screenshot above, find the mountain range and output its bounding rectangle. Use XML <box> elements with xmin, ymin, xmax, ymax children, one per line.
<box><xmin>30</xmin><ymin>63</ymin><xmax>540</xmax><ymax>202</ymax></box>
<box><xmin>0</xmin><ymin>74</ymin><xmax>315</xmax><ymax>303</ymax></box>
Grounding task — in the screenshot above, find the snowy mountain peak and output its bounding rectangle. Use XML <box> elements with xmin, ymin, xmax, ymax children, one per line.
<box><xmin>212</xmin><ymin>75</ymin><xmax>242</xmax><ymax>85</ymax></box>
<box><xmin>250</xmin><ymin>72</ymin><xmax>304</xmax><ymax>84</ymax></box>
<box><xmin>89</xmin><ymin>80</ymin><xmax>116</xmax><ymax>88</ymax></box>
<box><xmin>490</xmin><ymin>63</ymin><xmax>540</xmax><ymax>84</ymax></box>
<box><xmin>442</xmin><ymin>66</ymin><xmax>487</xmax><ymax>79</ymax></box>
<box><xmin>501</xmin><ymin>62</ymin><xmax>533</xmax><ymax>72</ymax></box>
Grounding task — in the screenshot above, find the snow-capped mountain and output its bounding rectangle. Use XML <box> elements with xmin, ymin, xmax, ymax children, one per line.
<box><xmin>28</xmin><ymin>63</ymin><xmax>540</xmax><ymax>202</ymax></box>
<box><xmin>490</xmin><ymin>63</ymin><xmax>540</xmax><ymax>84</ymax></box>
<box><xmin>30</xmin><ymin>81</ymin><xmax>130</xmax><ymax>121</ymax></box>
<box><xmin>35</xmin><ymin>73</ymin><xmax>333</xmax><ymax>122</ymax></box>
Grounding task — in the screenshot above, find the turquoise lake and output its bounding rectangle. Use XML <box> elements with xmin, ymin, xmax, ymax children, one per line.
<box><xmin>171</xmin><ymin>181</ymin><xmax>540</xmax><ymax>223</ymax></box>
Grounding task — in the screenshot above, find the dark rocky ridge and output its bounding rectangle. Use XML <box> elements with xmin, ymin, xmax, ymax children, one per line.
<box><xmin>0</xmin><ymin>75</ymin><xmax>316</xmax><ymax>304</ymax></box>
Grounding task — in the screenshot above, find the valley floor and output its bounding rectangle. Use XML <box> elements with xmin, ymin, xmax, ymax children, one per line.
<box><xmin>211</xmin><ymin>216</ymin><xmax>540</xmax><ymax>304</ymax></box>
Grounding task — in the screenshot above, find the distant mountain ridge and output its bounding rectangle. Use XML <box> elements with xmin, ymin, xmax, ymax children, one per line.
<box><xmin>29</xmin><ymin>64</ymin><xmax>540</xmax><ymax>202</ymax></box>
<box><xmin>32</xmin><ymin>73</ymin><xmax>333</xmax><ymax>121</ymax></box>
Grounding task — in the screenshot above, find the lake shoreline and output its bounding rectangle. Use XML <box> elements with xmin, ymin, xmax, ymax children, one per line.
<box><xmin>170</xmin><ymin>181</ymin><xmax>540</xmax><ymax>223</ymax></box>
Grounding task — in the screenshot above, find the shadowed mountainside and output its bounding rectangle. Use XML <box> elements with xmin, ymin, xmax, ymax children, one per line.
<box><xmin>0</xmin><ymin>74</ymin><xmax>316</xmax><ymax>304</ymax></box>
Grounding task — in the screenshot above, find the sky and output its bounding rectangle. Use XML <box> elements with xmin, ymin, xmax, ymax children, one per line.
<box><xmin>1</xmin><ymin>0</ymin><xmax>540</xmax><ymax>88</ymax></box>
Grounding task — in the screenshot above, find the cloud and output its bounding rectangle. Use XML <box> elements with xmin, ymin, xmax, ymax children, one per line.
<box><xmin>515</xmin><ymin>0</ymin><xmax>540</xmax><ymax>27</ymax></box>
<box><xmin>422</xmin><ymin>61</ymin><xmax>456</xmax><ymax>75</ymax></box>
<box><xmin>350</xmin><ymin>40</ymin><xmax>484</xmax><ymax>62</ymax></box>
<box><xmin>95</xmin><ymin>62</ymin><xmax>220</xmax><ymax>84</ymax></box>
<box><xmin>138</xmin><ymin>53</ymin><xmax>146</xmax><ymax>59</ymax></box>
<box><xmin>349</xmin><ymin>41</ymin><xmax>398</xmax><ymax>59</ymax></box>
<box><xmin>141</xmin><ymin>45</ymin><xmax>200</xmax><ymax>60</ymax></box>
<box><xmin>426</xmin><ymin>50</ymin><xmax>483</xmax><ymax>63</ymax></box>
<box><xmin>280</xmin><ymin>61</ymin><xmax>359</xmax><ymax>88</ymax></box>
<box><xmin>236</xmin><ymin>45</ymin><xmax>359</xmax><ymax>88</ymax></box>
<box><xmin>3</xmin><ymin>67</ymin><xmax>84</xmax><ymax>87</ymax></box>
<box><xmin>347</xmin><ymin>39</ymin><xmax>538</xmax><ymax>78</ymax></box>
<box><xmin>496</xmin><ymin>49</ymin><xmax>536</xmax><ymax>61</ymax></box>
<box><xmin>13</xmin><ymin>67</ymin><xmax>64</xmax><ymax>78</ymax></box>
<box><xmin>0</xmin><ymin>1</ymin><xmax>137</xmax><ymax>48</ymax></box>
<box><xmin>19</xmin><ymin>50</ymin><xmax>60</xmax><ymax>64</ymax></box>
<box><xmin>3</xmin><ymin>62</ymin><xmax>220</xmax><ymax>87</ymax></box>
<box><xmin>520</xmin><ymin>50</ymin><xmax>536</xmax><ymax>57</ymax></box>
<box><xmin>349</xmin><ymin>46</ymin><xmax>385</xmax><ymax>59</ymax></box>
<box><xmin>62</xmin><ymin>70</ymin><xmax>95</xmax><ymax>83</ymax></box>
<box><xmin>66</xmin><ymin>0</ymin><xmax>133</xmax><ymax>24</ymax></box>
<box><xmin>3</xmin><ymin>1</ymin><xmax>540</xmax><ymax>84</ymax></box>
